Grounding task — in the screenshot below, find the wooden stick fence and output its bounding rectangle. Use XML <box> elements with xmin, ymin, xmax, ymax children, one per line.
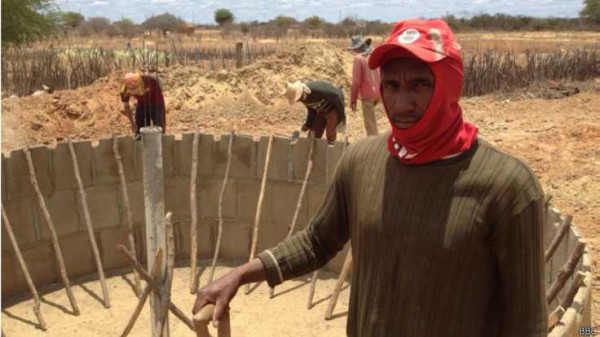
<box><xmin>2</xmin><ymin>206</ymin><xmax>47</xmax><ymax>330</ymax></box>
<box><xmin>190</xmin><ymin>132</ymin><xmax>200</xmax><ymax>294</ymax></box>
<box><xmin>245</xmin><ymin>134</ymin><xmax>274</xmax><ymax>295</ymax></box>
<box><xmin>113</xmin><ymin>134</ymin><xmax>142</xmax><ymax>296</ymax></box>
<box><xmin>24</xmin><ymin>146</ymin><xmax>80</xmax><ymax>315</ymax></box>
<box><xmin>270</xmin><ymin>132</ymin><xmax>315</xmax><ymax>298</ymax></box>
<box><xmin>68</xmin><ymin>138</ymin><xmax>110</xmax><ymax>308</ymax></box>
<box><xmin>209</xmin><ymin>132</ymin><xmax>234</xmax><ymax>283</ymax></box>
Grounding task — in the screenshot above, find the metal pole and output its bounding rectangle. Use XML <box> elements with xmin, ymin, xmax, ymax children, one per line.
<box><xmin>141</xmin><ymin>126</ymin><xmax>168</xmax><ymax>337</ymax></box>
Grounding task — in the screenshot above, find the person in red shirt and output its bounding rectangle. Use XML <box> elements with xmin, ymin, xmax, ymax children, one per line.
<box><xmin>120</xmin><ymin>72</ymin><xmax>166</xmax><ymax>138</ymax></box>
<box><xmin>349</xmin><ymin>36</ymin><xmax>381</xmax><ymax>136</ymax></box>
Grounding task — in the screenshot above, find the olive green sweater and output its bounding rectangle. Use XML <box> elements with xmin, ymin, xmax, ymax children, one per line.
<box><xmin>257</xmin><ymin>135</ymin><xmax>547</xmax><ymax>337</ymax></box>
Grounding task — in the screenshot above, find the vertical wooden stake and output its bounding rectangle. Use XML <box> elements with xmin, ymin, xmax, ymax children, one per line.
<box><xmin>270</xmin><ymin>132</ymin><xmax>315</xmax><ymax>298</ymax></box>
<box><xmin>245</xmin><ymin>134</ymin><xmax>274</xmax><ymax>295</ymax></box>
<box><xmin>189</xmin><ymin>132</ymin><xmax>200</xmax><ymax>294</ymax></box>
<box><xmin>157</xmin><ymin>213</ymin><xmax>175</xmax><ymax>337</ymax></box>
<box><xmin>307</xmin><ymin>270</ymin><xmax>319</xmax><ymax>309</ymax></box>
<box><xmin>113</xmin><ymin>134</ymin><xmax>142</xmax><ymax>296</ymax></box>
<box><xmin>68</xmin><ymin>139</ymin><xmax>110</xmax><ymax>308</ymax></box>
<box><xmin>325</xmin><ymin>248</ymin><xmax>352</xmax><ymax>320</ymax></box>
<box><xmin>2</xmin><ymin>206</ymin><xmax>47</xmax><ymax>330</ymax></box>
<box><xmin>24</xmin><ymin>146</ymin><xmax>80</xmax><ymax>315</ymax></box>
<box><xmin>235</xmin><ymin>42</ymin><xmax>243</xmax><ymax>68</ymax></box>
<box><xmin>120</xmin><ymin>250</ymin><xmax>163</xmax><ymax>337</ymax></box>
<box><xmin>209</xmin><ymin>132</ymin><xmax>234</xmax><ymax>283</ymax></box>
<box><xmin>141</xmin><ymin>126</ymin><xmax>167</xmax><ymax>337</ymax></box>
<box><xmin>308</xmin><ymin>137</ymin><xmax>349</xmax><ymax>307</ymax></box>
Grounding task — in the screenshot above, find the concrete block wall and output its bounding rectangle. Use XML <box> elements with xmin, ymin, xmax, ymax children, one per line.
<box><xmin>1</xmin><ymin>133</ymin><xmax>348</xmax><ymax>297</ymax></box>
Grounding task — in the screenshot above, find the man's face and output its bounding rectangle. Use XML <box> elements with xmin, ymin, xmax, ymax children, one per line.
<box><xmin>381</xmin><ymin>57</ymin><xmax>435</xmax><ymax>129</ymax></box>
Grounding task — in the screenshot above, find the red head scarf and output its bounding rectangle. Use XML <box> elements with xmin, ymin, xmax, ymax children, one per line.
<box><xmin>369</xmin><ymin>19</ymin><xmax>478</xmax><ymax>164</ymax></box>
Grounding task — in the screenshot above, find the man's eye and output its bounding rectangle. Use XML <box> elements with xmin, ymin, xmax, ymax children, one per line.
<box><xmin>382</xmin><ymin>82</ymin><xmax>397</xmax><ymax>89</ymax></box>
<box><xmin>414</xmin><ymin>81</ymin><xmax>432</xmax><ymax>89</ymax></box>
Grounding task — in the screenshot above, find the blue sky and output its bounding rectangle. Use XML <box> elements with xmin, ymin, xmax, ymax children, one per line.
<box><xmin>53</xmin><ymin>0</ymin><xmax>586</xmax><ymax>24</ymax></box>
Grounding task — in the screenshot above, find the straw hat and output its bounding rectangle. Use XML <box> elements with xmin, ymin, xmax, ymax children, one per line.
<box><xmin>282</xmin><ymin>81</ymin><xmax>306</xmax><ymax>105</ymax></box>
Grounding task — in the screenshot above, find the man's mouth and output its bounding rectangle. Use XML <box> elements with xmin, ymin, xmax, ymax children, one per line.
<box><xmin>392</xmin><ymin>116</ymin><xmax>420</xmax><ymax>128</ymax></box>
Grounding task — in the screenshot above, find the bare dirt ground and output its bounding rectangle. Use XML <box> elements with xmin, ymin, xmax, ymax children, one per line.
<box><xmin>1</xmin><ymin>263</ymin><xmax>350</xmax><ymax>336</ymax></box>
<box><xmin>2</xmin><ymin>40</ymin><xmax>599</xmax><ymax>329</ymax></box>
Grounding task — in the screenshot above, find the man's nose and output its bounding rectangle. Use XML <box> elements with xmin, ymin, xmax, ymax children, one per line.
<box><xmin>387</xmin><ymin>90</ymin><xmax>414</xmax><ymax>115</ymax></box>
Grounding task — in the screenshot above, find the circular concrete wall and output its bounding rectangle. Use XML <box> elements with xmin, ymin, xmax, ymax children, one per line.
<box><xmin>1</xmin><ymin>133</ymin><xmax>592</xmax><ymax>336</ymax></box>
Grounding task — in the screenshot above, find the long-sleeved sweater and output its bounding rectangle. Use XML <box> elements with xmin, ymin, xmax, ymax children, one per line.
<box><xmin>257</xmin><ymin>134</ymin><xmax>548</xmax><ymax>337</ymax></box>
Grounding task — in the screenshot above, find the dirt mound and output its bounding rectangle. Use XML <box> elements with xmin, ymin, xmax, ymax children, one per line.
<box><xmin>1</xmin><ymin>42</ymin><xmax>353</xmax><ymax>150</ymax></box>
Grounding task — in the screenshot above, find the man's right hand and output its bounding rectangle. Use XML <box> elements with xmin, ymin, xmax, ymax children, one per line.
<box><xmin>192</xmin><ymin>258</ymin><xmax>267</xmax><ymax>328</ymax></box>
<box><xmin>193</xmin><ymin>269</ymin><xmax>243</xmax><ymax>328</ymax></box>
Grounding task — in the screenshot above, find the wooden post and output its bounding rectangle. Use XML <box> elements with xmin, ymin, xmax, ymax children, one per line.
<box><xmin>325</xmin><ymin>249</ymin><xmax>352</xmax><ymax>320</ymax></box>
<box><xmin>156</xmin><ymin>213</ymin><xmax>175</xmax><ymax>337</ymax></box>
<box><xmin>308</xmin><ymin>137</ymin><xmax>348</xmax><ymax>308</ymax></box>
<box><xmin>2</xmin><ymin>207</ymin><xmax>47</xmax><ymax>330</ymax></box>
<box><xmin>117</xmin><ymin>245</ymin><xmax>195</xmax><ymax>331</ymax></box>
<box><xmin>24</xmin><ymin>146</ymin><xmax>80</xmax><ymax>315</ymax></box>
<box><xmin>245</xmin><ymin>134</ymin><xmax>274</xmax><ymax>295</ymax></box>
<box><xmin>270</xmin><ymin>132</ymin><xmax>314</xmax><ymax>298</ymax></box>
<box><xmin>68</xmin><ymin>139</ymin><xmax>110</xmax><ymax>308</ymax></box>
<box><xmin>307</xmin><ymin>270</ymin><xmax>319</xmax><ymax>309</ymax></box>
<box><xmin>141</xmin><ymin>126</ymin><xmax>167</xmax><ymax>337</ymax></box>
<box><xmin>545</xmin><ymin>214</ymin><xmax>572</xmax><ymax>262</ymax></box>
<box><xmin>113</xmin><ymin>134</ymin><xmax>142</xmax><ymax>296</ymax></box>
<box><xmin>190</xmin><ymin>132</ymin><xmax>200</xmax><ymax>294</ymax></box>
<box><xmin>546</xmin><ymin>241</ymin><xmax>586</xmax><ymax>304</ymax></box>
<box><xmin>209</xmin><ymin>132</ymin><xmax>234</xmax><ymax>283</ymax></box>
<box><xmin>121</xmin><ymin>250</ymin><xmax>163</xmax><ymax>337</ymax></box>
<box><xmin>235</xmin><ymin>42</ymin><xmax>243</xmax><ymax>68</ymax></box>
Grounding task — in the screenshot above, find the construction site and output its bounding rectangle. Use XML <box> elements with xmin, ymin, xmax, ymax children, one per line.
<box><xmin>1</xmin><ymin>35</ymin><xmax>598</xmax><ymax>336</ymax></box>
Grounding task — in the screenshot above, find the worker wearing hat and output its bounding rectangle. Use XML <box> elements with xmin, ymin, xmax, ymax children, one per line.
<box><xmin>348</xmin><ymin>35</ymin><xmax>381</xmax><ymax>136</ymax></box>
<box><xmin>120</xmin><ymin>72</ymin><xmax>166</xmax><ymax>138</ymax></box>
<box><xmin>282</xmin><ymin>80</ymin><xmax>346</xmax><ymax>144</ymax></box>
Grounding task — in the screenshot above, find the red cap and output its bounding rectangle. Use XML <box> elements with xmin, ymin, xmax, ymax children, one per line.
<box><xmin>368</xmin><ymin>19</ymin><xmax>461</xmax><ymax>69</ymax></box>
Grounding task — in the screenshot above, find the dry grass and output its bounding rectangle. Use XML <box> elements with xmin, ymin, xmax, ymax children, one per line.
<box><xmin>2</xmin><ymin>31</ymin><xmax>598</xmax><ymax>97</ymax></box>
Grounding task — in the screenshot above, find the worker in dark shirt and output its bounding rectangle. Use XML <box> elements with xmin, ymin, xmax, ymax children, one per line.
<box><xmin>282</xmin><ymin>80</ymin><xmax>346</xmax><ymax>144</ymax></box>
<box><xmin>120</xmin><ymin>72</ymin><xmax>166</xmax><ymax>138</ymax></box>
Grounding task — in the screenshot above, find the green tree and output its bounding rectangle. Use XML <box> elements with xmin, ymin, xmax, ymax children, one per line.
<box><xmin>274</xmin><ymin>15</ymin><xmax>296</xmax><ymax>28</ymax></box>
<box><xmin>214</xmin><ymin>8</ymin><xmax>234</xmax><ymax>26</ymax></box>
<box><xmin>1</xmin><ymin>0</ymin><xmax>58</xmax><ymax>46</ymax></box>
<box><xmin>61</xmin><ymin>11</ymin><xmax>84</xmax><ymax>29</ymax></box>
<box><xmin>113</xmin><ymin>18</ymin><xmax>137</xmax><ymax>38</ymax></box>
<box><xmin>142</xmin><ymin>12</ymin><xmax>185</xmax><ymax>37</ymax></box>
<box><xmin>303</xmin><ymin>15</ymin><xmax>323</xmax><ymax>29</ymax></box>
<box><xmin>581</xmin><ymin>0</ymin><xmax>600</xmax><ymax>23</ymax></box>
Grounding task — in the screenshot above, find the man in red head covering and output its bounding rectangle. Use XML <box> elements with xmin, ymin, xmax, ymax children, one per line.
<box><xmin>192</xmin><ymin>19</ymin><xmax>548</xmax><ymax>337</ymax></box>
<box><xmin>120</xmin><ymin>72</ymin><xmax>166</xmax><ymax>138</ymax></box>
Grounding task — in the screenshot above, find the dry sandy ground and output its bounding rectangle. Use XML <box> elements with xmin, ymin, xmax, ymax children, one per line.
<box><xmin>1</xmin><ymin>262</ymin><xmax>350</xmax><ymax>336</ymax></box>
<box><xmin>1</xmin><ymin>41</ymin><xmax>599</xmax><ymax>328</ymax></box>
